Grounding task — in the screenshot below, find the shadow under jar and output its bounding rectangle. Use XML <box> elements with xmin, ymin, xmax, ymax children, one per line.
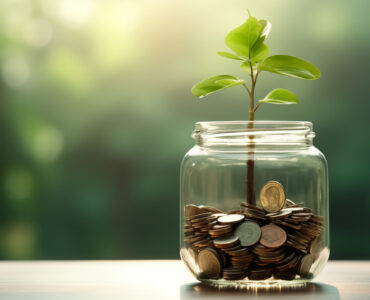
<box><xmin>180</xmin><ymin>121</ymin><xmax>329</xmax><ymax>287</ymax></box>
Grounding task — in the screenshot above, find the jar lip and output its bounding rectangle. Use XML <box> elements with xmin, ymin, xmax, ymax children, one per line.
<box><xmin>193</xmin><ymin>121</ymin><xmax>315</xmax><ymax>147</ymax></box>
<box><xmin>195</xmin><ymin>120</ymin><xmax>313</xmax><ymax>132</ymax></box>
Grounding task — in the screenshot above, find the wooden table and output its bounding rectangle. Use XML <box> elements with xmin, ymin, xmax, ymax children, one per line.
<box><xmin>0</xmin><ymin>261</ymin><xmax>368</xmax><ymax>299</ymax></box>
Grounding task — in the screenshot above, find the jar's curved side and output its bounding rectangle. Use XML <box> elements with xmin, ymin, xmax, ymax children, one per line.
<box><xmin>307</xmin><ymin>147</ymin><xmax>330</xmax><ymax>277</ymax></box>
<box><xmin>180</xmin><ymin>148</ymin><xmax>202</xmax><ymax>278</ymax></box>
<box><xmin>180</xmin><ymin>129</ymin><xmax>330</xmax><ymax>285</ymax></box>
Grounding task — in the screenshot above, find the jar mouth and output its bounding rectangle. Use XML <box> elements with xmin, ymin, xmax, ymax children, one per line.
<box><xmin>193</xmin><ymin>121</ymin><xmax>315</xmax><ymax>147</ymax></box>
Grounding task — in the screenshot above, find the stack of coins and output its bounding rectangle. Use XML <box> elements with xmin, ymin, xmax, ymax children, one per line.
<box><xmin>184</xmin><ymin>205</ymin><xmax>223</xmax><ymax>252</ymax></box>
<box><xmin>240</xmin><ymin>203</ymin><xmax>267</xmax><ymax>224</ymax></box>
<box><xmin>183</xmin><ymin>181</ymin><xmax>325</xmax><ymax>281</ymax></box>
<box><xmin>209</xmin><ymin>224</ymin><xmax>233</xmax><ymax>239</ymax></box>
<box><xmin>185</xmin><ymin>212</ymin><xmax>215</xmax><ymax>251</ymax></box>
<box><xmin>273</xmin><ymin>250</ymin><xmax>299</xmax><ymax>280</ymax></box>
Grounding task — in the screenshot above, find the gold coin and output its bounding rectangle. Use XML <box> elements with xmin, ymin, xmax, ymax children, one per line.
<box><xmin>259</xmin><ymin>181</ymin><xmax>286</xmax><ymax>213</ymax></box>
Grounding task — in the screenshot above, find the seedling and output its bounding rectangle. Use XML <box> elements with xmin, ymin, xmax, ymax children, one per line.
<box><xmin>191</xmin><ymin>11</ymin><xmax>321</xmax><ymax>205</ymax></box>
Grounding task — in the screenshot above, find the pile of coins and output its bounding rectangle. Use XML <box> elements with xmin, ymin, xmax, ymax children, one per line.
<box><xmin>182</xmin><ymin>181</ymin><xmax>324</xmax><ymax>281</ymax></box>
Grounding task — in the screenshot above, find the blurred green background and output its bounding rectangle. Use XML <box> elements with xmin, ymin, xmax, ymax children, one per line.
<box><xmin>0</xmin><ymin>0</ymin><xmax>369</xmax><ymax>260</ymax></box>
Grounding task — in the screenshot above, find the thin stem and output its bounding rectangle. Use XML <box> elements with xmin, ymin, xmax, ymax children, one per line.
<box><xmin>254</xmin><ymin>102</ymin><xmax>261</xmax><ymax>113</ymax></box>
<box><xmin>255</xmin><ymin>70</ymin><xmax>260</xmax><ymax>82</ymax></box>
<box><xmin>249</xmin><ymin>61</ymin><xmax>255</xmax><ymax>84</ymax></box>
<box><xmin>242</xmin><ymin>83</ymin><xmax>251</xmax><ymax>97</ymax></box>
<box><xmin>248</xmin><ymin>60</ymin><xmax>255</xmax><ymax>121</ymax></box>
<box><xmin>246</xmin><ymin>59</ymin><xmax>256</xmax><ymax>205</ymax></box>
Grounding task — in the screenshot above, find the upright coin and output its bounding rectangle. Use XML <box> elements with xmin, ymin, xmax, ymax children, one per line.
<box><xmin>260</xmin><ymin>223</ymin><xmax>287</xmax><ymax>248</ymax></box>
<box><xmin>259</xmin><ymin>181</ymin><xmax>286</xmax><ymax>213</ymax></box>
<box><xmin>198</xmin><ymin>248</ymin><xmax>222</xmax><ymax>278</ymax></box>
<box><xmin>234</xmin><ymin>221</ymin><xmax>261</xmax><ymax>247</ymax></box>
<box><xmin>309</xmin><ymin>237</ymin><xmax>323</xmax><ymax>261</ymax></box>
<box><xmin>298</xmin><ymin>254</ymin><xmax>313</xmax><ymax>277</ymax></box>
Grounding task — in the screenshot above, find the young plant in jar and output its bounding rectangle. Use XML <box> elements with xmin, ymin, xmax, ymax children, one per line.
<box><xmin>182</xmin><ymin>11</ymin><xmax>327</xmax><ymax>284</ymax></box>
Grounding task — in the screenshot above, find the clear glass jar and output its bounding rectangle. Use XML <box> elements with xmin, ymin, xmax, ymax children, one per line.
<box><xmin>180</xmin><ymin>121</ymin><xmax>329</xmax><ymax>287</ymax></box>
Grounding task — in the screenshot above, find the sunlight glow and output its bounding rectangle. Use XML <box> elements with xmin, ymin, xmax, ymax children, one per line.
<box><xmin>89</xmin><ymin>2</ymin><xmax>141</xmax><ymax>71</ymax></box>
<box><xmin>58</xmin><ymin>0</ymin><xmax>92</xmax><ymax>26</ymax></box>
<box><xmin>42</xmin><ymin>0</ymin><xmax>92</xmax><ymax>27</ymax></box>
<box><xmin>111</xmin><ymin>1</ymin><xmax>141</xmax><ymax>33</ymax></box>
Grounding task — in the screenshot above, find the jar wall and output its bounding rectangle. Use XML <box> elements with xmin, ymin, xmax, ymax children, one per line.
<box><xmin>180</xmin><ymin>122</ymin><xmax>329</xmax><ymax>286</ymax></box>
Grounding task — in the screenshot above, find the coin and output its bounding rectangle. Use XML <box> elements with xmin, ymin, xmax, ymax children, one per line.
<box><xmin>274</xmin><ymin>270</ymin><xmax>296</xmax><ymax>280</ymax></box>
<box><xmin>193</xmin><ymin>238</ymin><xmax>213</xmax><ymax>248</ymax></box>
<box><xmin>212</xmin><ymin>213</ymin><xmax>227</xmax><ymax>218</ymax></box>
<box><xmin>213</xmin><ymin>235</ymin><xmax>240</xmax><ymax>249</ymax></box>
<box><xmin>298</xmin><ymin>254</ymin><xmax>313</xmax><ymax>277</ymax></box>
<box><xmin>223</xmin><ymin>267</ymin><xmax>246</xmax><ymax>280</ymax></box>
<box><xmin>185</xmin><ymin>205</ymin><xmax>223</xmax><ymax>219</ymax></box>
<box><xmin>259</xmin><ymin>181</ymin><xmax>286</xmax><ymax>213</ymax></box>
<box><xmin>226</xmin><ymin>247</ymin><xmax>250</xmax><ymax>257</ymax></box>
<box><xmin>273</xmin><ymin>219</ymin><xmax>302</xmax><ymax>230</ymax></box>
<box><xmin>218</xmin><ymin>214</ymin><xmax>245</xmax><ymax>225</ymax></box>
<box><xmin>286</xmin><ymin>199</ymin><xmax>295</xmax><ymax>206</ymax></box>
<box><xmin>190</xmin><ymin>213</ymin><xmax>214</xmax><ymax>223</ymax></box>
<box><xmin>234</xmin><ymin>221</ymin><xmax>261</xmax><ymax>247</ymax></box>
<box><xmin>266</xmin><ymin>210</ymin><xmax>292</xmax><ymax>218</ymax></box>
<box><xmin>309</xmin><ymin>237</ymin><xmax>323</xmax><ymax>261</ymax></box>
<box><xmin>184</xmin><ymin>204</ymin><xmax>200</xmax><ymax>218</ymax></box>
<box><xmin>226</xmin><ymin>209</ymin><xmax>241</xmax><ymax>215</ymax></box>
<box><xmin>275</xmin><ymin>251</ymin><xmax>296</xmax><ymax>270</ymax></box>
<box><xmin>209</xmin><ymin>225</ymin><xmax>233</xmax><ymax>237</ymax></box>
<box><xmin>198</xmin><ymin>205</ymin><xmax>223</xmax><ymax>213</ymax></box>
<box><xmin>198</xmin><ymin>248</ymin><xmax>222</xmax><ymax>278</ymax></box>
<box><xmin>260</xmin><ymin>223</ymin><xmax>287</xmax><ymax>248</ymax></box>
<box><xmin>240</xmin><ymin>204</ymin><xmax>267</xmax><ymax>222</ymax></box>
<box><xmin>187</xmin><ymin>212</ymin><xmax>212</xmax><ymax>222</ymax></box>
<box><xmin>248</xmin><ymin>267</ymin><xmax>273</xmax><ymax>280</ymax></box>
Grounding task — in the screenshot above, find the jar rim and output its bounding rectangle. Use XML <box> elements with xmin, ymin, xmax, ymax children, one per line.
<box><xmin>193</xmin><ymin>121</ymin><xmax>315</xmax><ymax>147</ymax></box>
<box><xmin>195</xmin><ymin>120</ymin><xmax>312</xmax><ymax>131</ymax></box>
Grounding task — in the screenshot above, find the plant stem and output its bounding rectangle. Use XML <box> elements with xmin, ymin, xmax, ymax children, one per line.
<box><xmin>246</xmin><ymin>61</ymin><xmax>256</xmax><ymax>205</ymax></box>
<box><xmin>242</xmin><ymin>83</ymin><xmax>251</xmax><ymax>97</ymax></box>
<box><xmin>254</xmin><ymin>103</ymin><xmax>261</xmax><ymax>113</ymax></box>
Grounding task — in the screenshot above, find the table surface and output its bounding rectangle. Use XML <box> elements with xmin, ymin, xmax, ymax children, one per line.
<box><xmin>0</xmin><ymin>260</ymin><xmax>369</xmax><ymax>300</ymax></box>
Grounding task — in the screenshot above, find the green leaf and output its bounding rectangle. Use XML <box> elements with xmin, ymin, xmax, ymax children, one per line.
<box><xmin>191</xmin><ymin>75</ymin><xmax>245</xmax><ymax>98</ymax></box>
<box><xmin>260</xmin><ymin>55</ymin><xmax>321</xmax><ymax>79</ymax></box>
<box><xmin>216</xmin><ymin>51</ymin><xmax>243</xmax><ymax>61</ymax></box>
<box><xmin>215</xmin><ymin>78</ymin><xmax>245</xmax><ymax>86</ymax></box>
<box><xmin>225</xmin><ymin>16</ymin><xmax>262</xmax><ymax>58</ymax></box>
<box><xmin>259</xmin><ymin>88</ymin><xmax>298</xmax><ymax>104</ymax></box>
<box><xmin>251</xmin><ymin>42</ymin><xmax>269</xmax><ymax>62</ymax></box>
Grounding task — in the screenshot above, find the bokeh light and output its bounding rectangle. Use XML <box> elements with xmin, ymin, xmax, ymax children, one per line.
<box><xmin>2</xmin><ymin>55</ymin><xmax>30</xmax><ymax>87</ymax></box>
<box><xmin>23</xmin><ymin>18</ymin><xmax>53</xmax><ymax>48</ymax></box>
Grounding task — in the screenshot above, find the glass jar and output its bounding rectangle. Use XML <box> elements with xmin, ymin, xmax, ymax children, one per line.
<box><xmin>180</xmin><ymin>121</ymin><xmax>329</xmax><ymax>287</ymax></box>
